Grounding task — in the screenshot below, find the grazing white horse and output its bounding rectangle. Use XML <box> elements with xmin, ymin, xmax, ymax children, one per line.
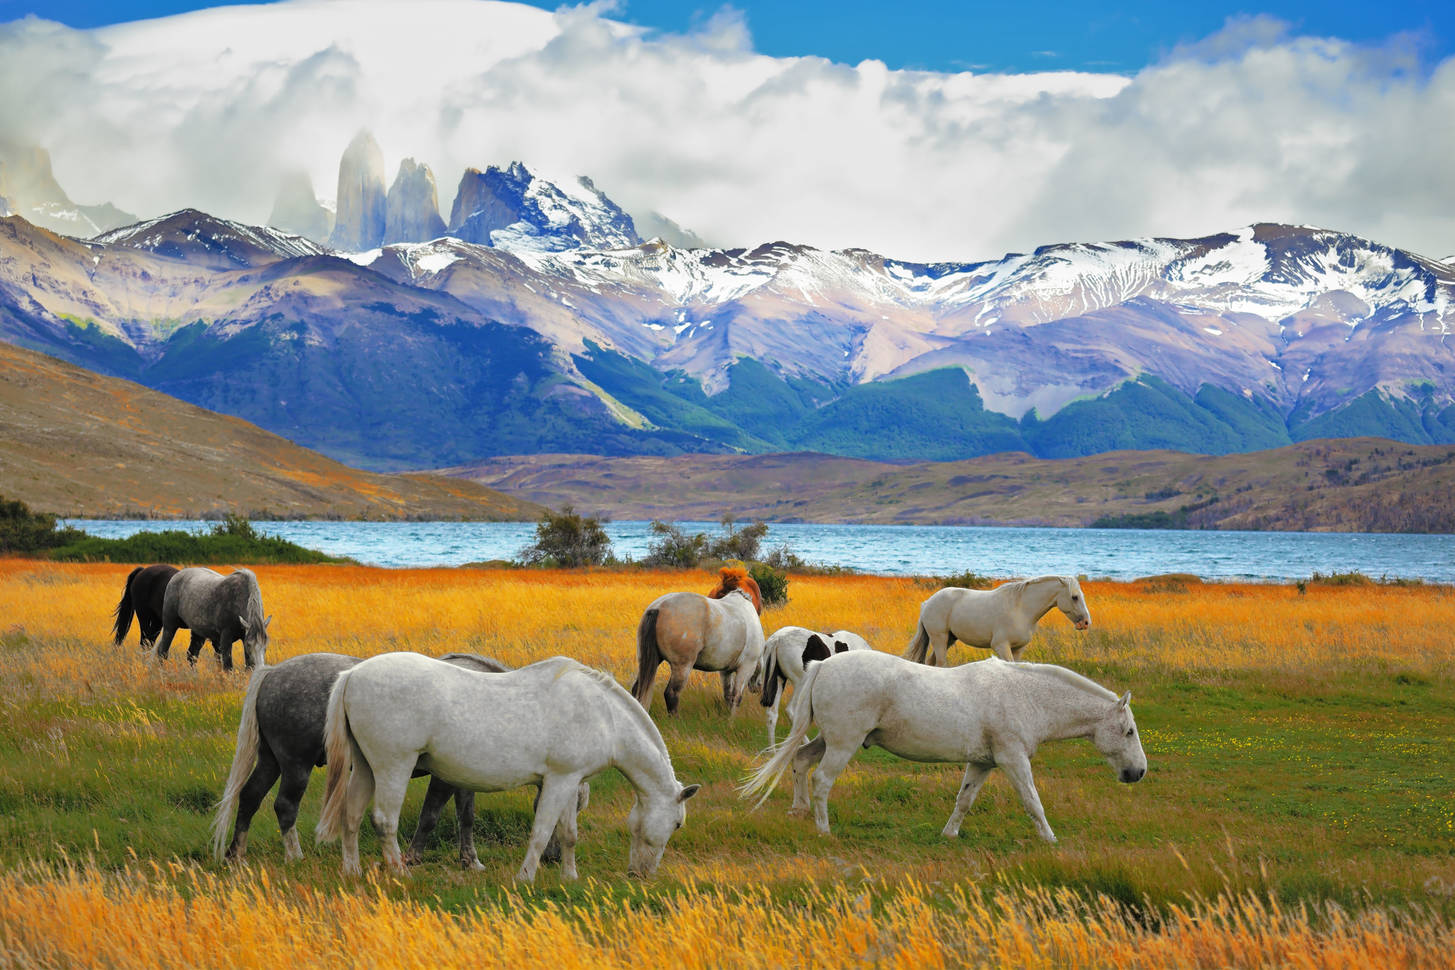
<box><xmin>758</xmin><ymin>626</ymin><xmax>872</xmax><ymax>744</ymax></box>
<box><xmin>315</xmin><ymin>653</ymin><xmax>699</xmax><ymax>882</ymax></box>
<box><xmin>905</xmin><ymin>576</ymin><xmax>1091</xmax><ymax>666</ymax></box>
<box><xmin>741</xmin><ymin>652</ymin><xmax>1145</xmax><ymax>842</ymax></box>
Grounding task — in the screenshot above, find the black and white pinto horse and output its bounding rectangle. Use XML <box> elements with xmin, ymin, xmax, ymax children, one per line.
<box><xmin>758</xmin><ymin>626</ymin><xmax>872</xmax><ymax>744</ymax></box>
<box><xmin>111</xmin><ymin>563</ymin><xmax>179</xmax><ymax>649</ymax></box>
<box><xmin>155</xmin><ymin>566</ymin><xmax>270</xmax><ymax>670</ymax></box>
<box><xmin>211</xmin><ymin>651</ymin><xmax>585</xmax><ymax>868</ymax></box>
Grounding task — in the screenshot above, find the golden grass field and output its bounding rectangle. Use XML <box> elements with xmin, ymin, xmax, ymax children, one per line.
<box><xmin>1</xmin><ymin>560</ymin><xmax>1453</xmax><ymax>967</ymax></box>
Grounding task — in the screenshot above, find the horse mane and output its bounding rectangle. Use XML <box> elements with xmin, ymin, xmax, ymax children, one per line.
<box><xmin>708</xmin><ymin>565</ymin><xmax>762</xmax><ymax>614</ymax></box>
<box><xmin>1008</xmin><ymin>575</ymin><xmax>1066</xmax><ymax>604</ymax></box>
<box><xmin>1012</xmin><ymin>660</ymin><xmax>1118</xmax><ymax>702</ymax></box>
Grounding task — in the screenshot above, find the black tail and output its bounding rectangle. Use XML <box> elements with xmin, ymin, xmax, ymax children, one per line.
<box><xmin>112</xmin><ymin>566</ymin><xmax>143</xmax><ymax>646</ymax></box>
<box><xmin>760</xmin><ymin>646</ymin><xmax>784</xmax><ymax>708</ymax></box>
<box><xmin>630</xmin><ymin>608</ymin><xmax>662</xmax><ymax>707</ymax></box>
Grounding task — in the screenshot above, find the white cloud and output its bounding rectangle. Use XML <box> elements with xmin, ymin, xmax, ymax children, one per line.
<box><xmin>0</xmin><ymin>0</ymin><xmax>1451</xmax><ymax>262</ymax></box>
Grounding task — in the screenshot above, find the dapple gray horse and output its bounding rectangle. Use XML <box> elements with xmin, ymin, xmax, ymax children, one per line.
<box><xmin>316</xmin><ymin>653</ymin><xmax>699</xmax><ymax>882</ymax></box>
<box><xmin>742</xmin><ymin>652</ymin><xmax>1145</xmax><ymax>842</ymax></box>
<box><xmin>155</xmin><ymin>566</ymin><xmax>270</xmax><ymax>670</ymax></box>
<box><xmin>212</xmin><ymin>652</ymin><xmax>584</xmax><ymax>867</ymax></box>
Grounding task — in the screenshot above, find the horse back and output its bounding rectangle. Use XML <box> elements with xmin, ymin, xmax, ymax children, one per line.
<box><xmin>255</xmin><ymin>653</ymin><xmax>361</xmax><ymax>767</ymax></box>
<box><xmin>647</xmin><ymin>592</ymin><xmax>712</xmax><ymax>664</ymax></box>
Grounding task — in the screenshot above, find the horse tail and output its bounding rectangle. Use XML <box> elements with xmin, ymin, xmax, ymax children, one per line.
<box><xmin>903</xmin><ymin>619</ymin><xmax>930</xmax><ymax>663</ymax></box>
<box><xmin>112</xmin><ymin>567</ymin><xmax>143</xmax><ymax>646</ymax></box>
<box><xmin>314</xmin><ymin>668</ymin><xmax>355</xmax><ymax>843</ymax></box>
<box><xmin>210</xmin><ymin>663</ymin><xmax>273</xmax><ymax>859</ymax></box>
<box><xmin>759</xmin><ymin>645</ymin><xmax>783</xmax><ymax>708</ymax></box>
<box><xmin>630</xmin><ymin>608</ymin><xmax>662</xmax><ymax>707</ymax></box>
<box><xmin>740</xmin><ymin>659</ymin><xmax>822</xmax><ymax>808</ymax></box>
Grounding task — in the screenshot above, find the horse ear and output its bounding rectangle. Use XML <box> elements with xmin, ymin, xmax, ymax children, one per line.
<box><xmin>239</xmin><ymin>614</ymin><xmax>250</xmax><ymax>632</ymax></box>
<box><xmin>264</xmin><ymin>615</ymin><xmax>272</xmax><ymax>630</ymax></box>
<box><xmin>1117</xmin><ymin>691</ymin><xmax>1131</xmax><ymax>708</ymax></box>
<box><xmin>678</xmin><ymin>784</ymin><xmax>701</xmax><ymax>803</ymax></box>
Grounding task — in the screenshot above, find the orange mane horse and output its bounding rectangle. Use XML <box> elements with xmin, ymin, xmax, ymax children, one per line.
<box><xmin>631</xmin><ymin>566</ymin><xmax>766</xmax><ymax>715</ymax></box>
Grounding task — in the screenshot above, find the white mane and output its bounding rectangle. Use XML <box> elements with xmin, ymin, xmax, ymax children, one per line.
<box><xmin>1005</xmin><ymin>659</ymin><xmax>1117</xmax><ymax>702</ymax></box>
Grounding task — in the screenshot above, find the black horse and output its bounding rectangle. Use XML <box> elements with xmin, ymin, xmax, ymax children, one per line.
<box><xmin>111</xmin><ymin>564</ymin><xmax>179</xmax><ymax>649</ymax></box>
<box><xmin>212</xmin><ymin>652</ymin><xmax>584</xmax><ymax>867</ymax></box>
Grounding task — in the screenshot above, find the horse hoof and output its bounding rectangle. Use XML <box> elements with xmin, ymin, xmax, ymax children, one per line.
<box><xmin>466</xmin><ymin>859</ymin><xmax>486</xmax><ymax>872</ymax></box>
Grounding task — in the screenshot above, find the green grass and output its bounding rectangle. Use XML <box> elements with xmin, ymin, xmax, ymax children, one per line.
<box><xmin>1</xmin><ymin>648</ymin><xmax>1451</xmax><ymax>917</ymax></box>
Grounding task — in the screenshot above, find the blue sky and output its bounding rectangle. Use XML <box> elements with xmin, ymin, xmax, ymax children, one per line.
<box><xmin>9</xmin><ymin>0</ymin><xmax>1455</xmax><ymax>73</ymax></box>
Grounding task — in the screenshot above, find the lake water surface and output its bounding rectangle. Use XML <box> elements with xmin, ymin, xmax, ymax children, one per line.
<box><xmin>64</xmin><ymin>519</ymin><xmax>1455</xmax><ymax>583</ymax></box>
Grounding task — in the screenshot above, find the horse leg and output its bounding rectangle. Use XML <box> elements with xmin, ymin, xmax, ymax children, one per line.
<box><xmin>535</xmin><ymin>786</ymin><xmax>565</xmax><ymax>865</ymax></box>
<box><xmin>941</xmin><ymin>762</ymin><xmax>993</xmax><ymax>838</ymax></box>
<box><xmin>340</xmin><ymin>756</ymin><xmax>376</xmax><ymax>877</ymax></box>
<box><xmin>216</xmin><ymin>634</ymin><xmax>237</xmax><ymax>672</ymax></box>
<box><xmin>453</xmin><ymin>789</ymin><xmax>481</xmax><ymax>870</ymax></box>
<box><xmin>992</xmin><ymin>636</ymin><xmax>1015</xmax><ymax>662</ymax></box>
<box><xmin>225</xmin><ymin>746</ymin><xmax>282</xmax><ymax>863</ymax></box>
<box><xmin>405</xmin><ymin>776</ymin><xmax>460</xmax><ymax>866</ymax></box>
<box><xmin>765</xmin><ymin>693</ymin><xmax>780</xmax><ymax>747</ymax></box>
<box><xmin>719</xmin><ymin>670</ymin><xmax>735</xmax><ymax>711</ymax></box>
<box><xmin>809</xmin><ymin>738</ymin><xmax>862</xmax><ymax>835</ymax></box>
<box><xmin>725</xmin><ymin>664</ymin><xmax>754</xmax><ymax>715</ymax></box>
<box><xmin>663</xmin><ymin>662</ymin><xmax>692</xmax><ymax>716</ymax></box>
<box><xmin>515</xmin><ymin>775</ymin><xmax>581</xmax><ymax>884</ymax></box>
<box><xmin>550</xmin><ymin>786</ymin><xmax>580</xmax><ymax>881</ymax></box>
<box><xmin>999</xmin><ymin>751</ymin><xmax>1056</xmax><ymax>843</ymax></box>
<box><xmin>154</xmin><ymin>623</ymin><xmax>178</xmax><ymax>662</ymax></box>
<box><xmin>185</xmin><ymin>632</ymin><xmax>206</xmax><ymax>666</ymax></box>
<box><xmin>789</xmin><ymin>735</ymin><xmax>826</xmax><ymax>816</ymax></box>
<box><xmin>273</xmin><ymin>761</ymin><xmax>313</xmax><ymax>863</ymax></box>
<box><xmin>930</xmin><ymin>630</ymin><xmax>953</xmax><ymax>667</ymax></box>
<box><xmin>368</xmin><ymin>761</ymin><xmax>418</xmax><ymax>875</ymax></box>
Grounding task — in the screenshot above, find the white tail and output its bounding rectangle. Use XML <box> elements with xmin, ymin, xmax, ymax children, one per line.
<box><xmin>210</xmin><ymin>663</ymin><xmax>274</xmax><ymax>859</ymax></box>
<box><xmin>313</xmin><ymin>668</ymin><xmax>355</xmax><ymax>843</ymax></box>
<box><xmin>739</xmin><ymin>659</ymin><xmax>824</xmax><ymax>808</ymax></box>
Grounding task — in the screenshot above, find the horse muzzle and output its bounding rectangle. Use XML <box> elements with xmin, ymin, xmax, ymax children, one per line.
<box><xmin>1075</xmin><ymin>619</ymin><xmax>1090</xmax><ymax>631</ymax></box>
<box><xmin>1120</xmin><ymin>767</ymin><xmax>1145</xmax><ymax>783</ymax></box>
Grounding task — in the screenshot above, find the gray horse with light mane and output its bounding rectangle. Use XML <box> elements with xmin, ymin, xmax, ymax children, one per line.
<box><xmin>741</xmin><ymin>652</ymin><xmax>1145</xmax><ymax>842</ymax></box>
<box><xmin>155</xmin><ymin>566</ymin><xmax>270</xmax><ymax>670</ymax></box>
<box><xmin>905</xmin><ymin>575</ymin><xmax>1090</xmax><ymax>666</ymax></box>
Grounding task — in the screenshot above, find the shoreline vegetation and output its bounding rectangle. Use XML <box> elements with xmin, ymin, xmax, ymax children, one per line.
<box><xmin>0</xmin><ymin>563</ymin><xmax>1451</xmax><ymax>967</ymax></box>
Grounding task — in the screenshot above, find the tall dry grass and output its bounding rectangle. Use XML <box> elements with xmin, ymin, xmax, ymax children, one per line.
<box><xmin>1</xmin><ymin>862</ymin><xmax>1451</xmax><ymax>970</ymax></box>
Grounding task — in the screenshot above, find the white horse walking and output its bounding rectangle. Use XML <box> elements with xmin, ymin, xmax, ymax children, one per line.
<box><xmin>315</xmin><ymin>653</ymin><xmax>699</xmax><ymax>882</ymax></box>
<box><xmin>758</xmin><ymin>626</ymin><xmax>872</xmax><ymax>744</ymax></box>
<box><xmin>741</xmin><ymin>652</ymin><xmax>1145</xmax><ymax>842</ymax></box>
<box><xmin>905</xmin><ymin>576</ymin><xmax>1090</xmax><ymax>666</ymax></box>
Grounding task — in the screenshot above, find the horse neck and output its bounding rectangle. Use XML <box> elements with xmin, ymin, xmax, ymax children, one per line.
<box><xmin>1020</xmin><ymin>577</ymin><xmax>1062</xmax><ymax>621</ymax></box>
<box><xmin>1024</xmin><ymin>666</ymin><xmax>1114</xmax><ymax>742</ymax></box>
<box><xmin>607</xmin><ymin>692</ymin><xmax>679</xmax><ymax>801</ymax></box>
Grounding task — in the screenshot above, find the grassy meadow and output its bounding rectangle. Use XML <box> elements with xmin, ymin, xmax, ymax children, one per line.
<box><xmin>0</xmin><ymin>560</ymin><xmax>1452</xmax><ymax>967</ymax></box>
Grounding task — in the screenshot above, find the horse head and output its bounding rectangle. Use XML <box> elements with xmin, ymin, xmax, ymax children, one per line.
<box><xmin>626</xmin><ymin>783</ymin><xmax>700</xmax><ymax>878</ymax></box>
<box><xmin>1055</xmin><ymin>577</ymin><xmax>1091</xmax><ymax>630</ymax></box>
<box><xmin>708</xmin><ymin>565</ymin><xmax>763</xmax><ymax>614</ymax></box>
<box><xmin>239</xmin><ymin>613</ymin><xmax>272</xmax><ymax>668</ymax></box>
<box><xmin>1091</xmin><ymin>691</ymin><xmax>1146</xmax><ymax>784</ymax></box>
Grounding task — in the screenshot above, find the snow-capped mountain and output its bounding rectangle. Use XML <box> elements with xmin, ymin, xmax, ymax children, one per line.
<box><xmin>446</xmin><ymin>162</ymin><xmax>641</xmax><ymax>253</ymax></box>
<box><xmin>2</xmin><ymin>207</ymin><xmax>1452</xmax><ymax>469</ymax></box>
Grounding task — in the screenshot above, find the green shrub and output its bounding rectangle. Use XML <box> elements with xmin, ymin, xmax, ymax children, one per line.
<box><xmin>517</xmin><ymin>506</ymin><xmax>613</xmax><ymax>567</ymax></box>
<box><xmin>749</xmin><ymin>562</ymin><xmax>790</xmax><ymax>607</ymax></box>
<box><xmin>643</xmin><ymin>520</ymin><xmax>711</xmax><ymax>568</ymax></box>
<box><xmin>934</xmin><ymin>569</ymin><xmax>997</xmax><ymax>590</ymax></box>
<box><xmin>0</xmin><ymin>496</ymin><xmax>86</xmax><ymax>553</ymax></box>
<box><xmin>48</xmin><ymin>516</ymin><xmax>342</xmax><ymax>564</ymax></box>
<box><xmin>707</xmin><ymin>516</ymin><xmax>768</xmax><ymax>562</ymax></box>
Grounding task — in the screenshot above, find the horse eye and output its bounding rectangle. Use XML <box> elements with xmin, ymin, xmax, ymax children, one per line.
<box><xmin>1126</xmin><ymin>727</ymin><xmax>1135</xmax><ymax>737</ymax></box>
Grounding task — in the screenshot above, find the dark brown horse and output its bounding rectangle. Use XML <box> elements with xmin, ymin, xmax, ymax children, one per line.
<box><xmin>111</xmin><ymin>564</ymin><xmax>179</xmax><ymax>649</ymax></box>
<box><xmin>630</xmin><ymin>565</ymin><xmax>766</xmax><ymax>715</ymax></box>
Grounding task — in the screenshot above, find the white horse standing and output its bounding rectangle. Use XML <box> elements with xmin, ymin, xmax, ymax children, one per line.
<box><xmin>905</xmin><ymin>576</ymin><xmax>1091</xmax><ymax>666</ymax></box>
<box><xmin>741</xmin><ymin>652</ymin><xmax>1145</xmax><ymax>842</ymax></box>
<box><xmin>315</xmin><ymin>653</ymin><xmax>699</xmax><ymax>882</ymax></box>
<box><xmin>758</xmin><ymin>626</ymin><xmax>872</xmax><ymax>744</ymax></box>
